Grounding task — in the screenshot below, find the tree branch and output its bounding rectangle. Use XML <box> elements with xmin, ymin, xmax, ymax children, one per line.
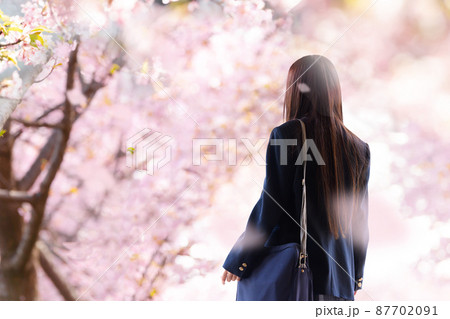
<box><xmin>0</xmin><ymin>39</ymin><xmax>22</xmax><ymax>48</ymax></box>
<box><xmin>66</xmin><ymin>42</ymin><xmax>79</xmax><ymax>92</ymax></box>
<box><xmin>35</xmin><ymin>103</ymin><xmax>64</xmax><ymax>121</ymax></box>
<box><xmin>38</xmin><ymin>130</ymin><xmax>64</xmax><ymax>195</ymax></box>
<box><xmin>10</xmin><ymin>117</ymin><xmax>64</xmax><ymax>129</ymax></box>
<box><xmin>37</xmin><ymin>241</ymin><xmax>76</xmax><ymax>301</ymax></box>
<box><xmin>2</xmin><ymin>200</ymin><xmax>43</xmax><ymax>271</ymax></box>
<box><xmin>77</xmin><ymin>65</ymin><xmax>88</xmax><ymax>93</ymax></box>
<box><xmin>35</xmin><ymin>42</ymin><xmax>80</xmax><ymax>196</ymax></box>
<box><xmin>34</xmin><ymin>58</ymin><xmax>59</xmax><ymax>84</ymax></box>
<box><xmin>17</xmin><ymin>130</ymin><xmax>59</xmax><ymax>190</ymax></box>
<box><xmin>0</xmin><ymin>188</ymin><xmax>35</xmax><ymax>202</ymax></box>
<box><xmin>10</xmin><ymin>102</ymin><xmax>64</xmax><ymax>140</ymax></box>
<box><xmin>16</xmin><ymin>100</ymin><xmax>66</xmax><ymax>190</ymax></box>
<box><xmin>131</xmin><ymin>235</ymin><xmax>169</xmax><ymax>301</ymax></box>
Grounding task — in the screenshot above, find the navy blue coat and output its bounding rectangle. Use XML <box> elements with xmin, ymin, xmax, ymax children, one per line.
<box><xmin>222</xmin><ymin>118</ymin><xmax>371</xmax><ymax>301</ymax></box>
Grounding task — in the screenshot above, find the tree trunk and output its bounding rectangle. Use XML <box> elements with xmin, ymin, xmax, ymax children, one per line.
<box><xmin>0</xmin><ymin>120</ymin><xmax>37</xmax><ymax>300</ymax></box>
<box><xmin>0</xmin><ymin>252</ymin><xmax>37</xmax><ymax>301</ymax></box>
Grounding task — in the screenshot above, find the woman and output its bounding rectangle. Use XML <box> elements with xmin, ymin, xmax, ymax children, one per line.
<box><xmin>221</xmin><ymin>55</ymin><xmax>371</xmax><ymax>301</ymax></box>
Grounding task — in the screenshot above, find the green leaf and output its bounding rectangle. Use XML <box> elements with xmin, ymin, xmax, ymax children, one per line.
<box><xmin>29</xmin><ymin>25</ymin><xmax>53</xmax><ymax>34</ymax></box>
<box><xmin>7</xmin><ymin>26</ymin><xmax>22</xmax><ymax>33</ymax></box>
<box><xmin>29</xmin><ymin>32</ymin><xmax>45</xmax><ymax>48</ymax></box>
<box><xmin>0</xmin><ymin>129</ymin><xmax>6</xmax><ymax>138</ymax></box>
<box><xmin>0</xmin><ymin>51</ymin><xmax>20</xmax><ymax>70</ymax></box>
<box><xmin>127</xmin><ymin>147</ymin><xmax>135</xmax><ymax>154</ymax></box>
<box><xmin>0</xmin><ymin>19</ymin><xmax>22</xmax><ymax>35</ymax></box>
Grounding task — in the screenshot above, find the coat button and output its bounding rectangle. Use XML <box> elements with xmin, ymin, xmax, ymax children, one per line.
<box><xmin>239</xmin><ymin>267</ymin><xmax>244</xmax><ymax>271</ymax></box>
<box><xmin>242</xmin><ymin>263</ymin><xmax>247</xmax><ymax>267</ymax></box>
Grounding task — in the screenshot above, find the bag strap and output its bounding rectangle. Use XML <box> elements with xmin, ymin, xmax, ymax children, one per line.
<box><xmin>297</xmin><ymin>119</ymin><xmax>308</xmax><ymax>268</ymax></box>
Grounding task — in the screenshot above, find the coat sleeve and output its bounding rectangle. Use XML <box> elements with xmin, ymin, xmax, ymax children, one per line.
<box><xmin>222</xmin><ymin>126</ymin><xmax>296</xmax><ymax>278</ymax></box>
<box><xmin>352</xmin><ymin>143</ymin><xmax>371</xmax><ymax>291</ymax></box>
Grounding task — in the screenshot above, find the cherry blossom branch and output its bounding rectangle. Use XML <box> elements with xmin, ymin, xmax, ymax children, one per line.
<box><xmin>2</xmin><ymin>200</ymin><xmax>43</xmax><ymax>271</ymax></box>
<box><xmin>37</xmin><ymin>241</ymin><xmax>76</xmax><ymax>301</ymax></box>
<box><xmin>0</xmin><ymin>39</ymin><xmax>22</xmax><ymax>48</ymax></box>
<box><xmin>131</xmin><ymin>235</ymin><xmax>169</xmax><ymax>300</ymax></box>
<box><xmin>34</xmin><ymin>59</ymin><xmax>60</xmax><ymax>84</ymax></box>
<box><xmin>11</xmin><ymin>102</ymin><xmax>66</xmax><ymax>140</ymax></box>
<box><xmin>65</xmin><ymin>41</ymin><xmax>78</xmax><ymax>92</ymax></box>
<box><xmin>147</xmin><ymin>255</ymin><xmax>168</xmax><ymax>300</ymax></box>
<box><xmin>10</xmin><ymin>117</ymin><xmax>65</xmax><ymax>129</ymax></box>
<box><xmin>18</xmin><ymin>42</ymin><xmax>118</xmax><ymax>192</ymax></box>
<box><xmin>32</xmin><ymin>43</ymin><xmax>80</xmax><ymax>196</ymax></box>
<box><xmin>77</xmin><ymin>66</ymin><xmax>87</xmax><ymax>92</ymax></box>
<box><xmin>35</xmin><ymin>103</ymin><xmax>65</xmax><ymax>121</ymax></box>
<box><xmin>17</xmin><ymin>129</ymin><xmax>59</xmax><ymax>190</ymax></box>
<box><xmin>38</xmin><ymin>122</ymin><xmax>65</xmax><ymax>195</ymax></box>
<box><xmin>0</xmin><ymin>189</ymin><xmax>35</xmax><ymax>202</ymax></box>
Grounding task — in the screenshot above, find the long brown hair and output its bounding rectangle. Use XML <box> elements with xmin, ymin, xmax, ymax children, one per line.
<box><xmin>283</xmin><ymin>55</ymin><xmax>368</xmax><ymax>240</ymax></box>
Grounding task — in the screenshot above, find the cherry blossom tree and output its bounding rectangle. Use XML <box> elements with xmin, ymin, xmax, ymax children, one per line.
<box><xmin>0</xmin><ymin>0</ymin><xmax>291</xmax><ymax>300</ymax></box>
